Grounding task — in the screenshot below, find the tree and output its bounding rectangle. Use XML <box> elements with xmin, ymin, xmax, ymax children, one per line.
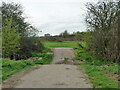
<box><xmin>1</xmin><ymin>2</ymin><xmax>26</xmax><ymax>34</ymax></box>
<box><xmin>85</xmin><ymin>1</ymin><xmax>119</xmax><ymax>62</ymax></box>
<box><xmin>0</xmin><ymin>10</ymin><xmax>2</xmax><ymax>58</ymax></box>
<box><xmin>1</xmin><ymin>2</ymin><xmax>38</xmax><ymax>37</ymax></box>
<box><xmin>2</xmin><ymin>18</ymin><xmax>20</xmax><ymax>59</ymax></box>
<box><xmin>60</xmin><ymin>30</ymin><xmax>69</xmax><ymax>38</ymax></box>
<box><xmin>117</xmin><ymin>1</ymin><xmax>120</xmax><ymax>63</ymax></box>
<box><xmin>1</xmin><ymin>2</ymin><xmax>44</xmax><ymax>60</ymax></box>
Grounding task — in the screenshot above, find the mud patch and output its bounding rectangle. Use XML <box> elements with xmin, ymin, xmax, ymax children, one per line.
<box><xmin>54</xmin><ymin>82</ymin><xmax>68</xmax><ymax>86</ymax></box>
<box><xmin>65</xmin><ymin>68</ymin><xmax>70</xmax><ymax>70</ymax></box>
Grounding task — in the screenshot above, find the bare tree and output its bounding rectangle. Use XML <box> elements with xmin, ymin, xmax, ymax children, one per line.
<box><xmin>85</xmin><ymin>1</ymin><xmax>119</xmax><ymax>62</ymax></box>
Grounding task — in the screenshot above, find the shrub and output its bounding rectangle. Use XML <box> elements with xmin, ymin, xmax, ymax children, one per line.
<box><xmin>15</xmin><ymin>37</ymin><xmax>44</xmax><ymax>60</ymax></box>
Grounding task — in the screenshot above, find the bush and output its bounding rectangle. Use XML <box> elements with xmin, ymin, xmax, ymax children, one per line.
<box><xmin>15</xmin><ymin>37</ymin><xmax>44</xmax><ymax>60</ymax></box>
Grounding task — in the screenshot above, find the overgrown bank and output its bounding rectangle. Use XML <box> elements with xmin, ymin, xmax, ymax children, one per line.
<box><xmin>76</xmin><ymin>2</ymin><xmax>119</xmax><ymax>88</ymax></box>
<box><xmin>2</xmin><ymin>48</ymin><xmax>53</xmax><ymax>81</ymax></box>
<box><xmin>75</xmin><ymin>42</ymin><xmax>119</xmax><ymax>88</ymax></box>
<box><xmin>85</xmin><ymin>1</ymin><xmax>119</xmax><ymax>63</ymax></box>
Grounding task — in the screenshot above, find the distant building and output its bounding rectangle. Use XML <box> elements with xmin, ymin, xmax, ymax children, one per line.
<box><xmin>44</xmin><ymin>33</ymin><xmax>50</xmax><ymax>37</ymax></box>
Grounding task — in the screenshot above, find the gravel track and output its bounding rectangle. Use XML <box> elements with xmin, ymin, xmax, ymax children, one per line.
<box><xmin>2</xmin><ymin>48</ymin><xmax>92</xmax><ymax>88</ymax></box>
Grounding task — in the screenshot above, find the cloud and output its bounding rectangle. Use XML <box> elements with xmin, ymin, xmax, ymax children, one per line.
<box><xmin>3</xmin><ymin>0</ymin><xmax>98</xmax><ymax>3</ymax></box>
<box><xmin>3</xmin><ymin>0</ymin><xmax>98</xmax><ymax>36</ymax></box>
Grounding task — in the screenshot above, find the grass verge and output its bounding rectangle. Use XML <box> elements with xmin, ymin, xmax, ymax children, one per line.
<box><xmin>79</xmin><ymin>62</ymin><xmax>118</xmax><ymax>88</ymax></box>
<box><xmin>2</xmin><ymin>48</ymin><xmax>53</xmax><ymax>81</ymax></box>
<box><xmin>32</xmin><ymin>52</ymin><xmax>53</xmax><ymax>65</ymax></box>
<box><xmin>2</xmin><ymin>58</ymin><xmax>35</xmax><ymax>81</ymax></box>
<box><xmin>75</xmin><ymin>42</ymin><xmax>118</xmax><ymax>88</ymax></box>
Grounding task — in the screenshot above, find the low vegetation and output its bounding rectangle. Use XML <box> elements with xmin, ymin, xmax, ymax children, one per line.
<box><xmin>64</xmin><ymin>58</ymin><xmax>69</xmax><ymax>64</ymax></box>
<box><xmin>81</xmin><ymin>62</ymin><xmax>118</xmax><ymax>88</ymax></box>
<box><xmin>42</xmin><ymin>41</ymin><xmax>81</xmax><ymax>48</ymax></box>
<box><xmin>2</xmin><ymin>48</ymin><xmax>53</xmax><ymax>81</ymax></box>
<box><xmin>2</xmin><ymin>58</ymin><xmax>34</xmax><ymax>81</ymax></box>
<box><xmin>75</xmin><ymin>42</ymin><xmax>118</xmax><ymax>88</ymax></box>
<box><xmin>32</xmin><ymin>52</ymin><xmax>53</xmax><ymax>65</ymax></box>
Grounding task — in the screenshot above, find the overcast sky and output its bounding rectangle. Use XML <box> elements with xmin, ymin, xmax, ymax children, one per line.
<box><xmin>3</xmin><ymin>0</ymin><xmax>98</xmax><ymax>36</ymax></box>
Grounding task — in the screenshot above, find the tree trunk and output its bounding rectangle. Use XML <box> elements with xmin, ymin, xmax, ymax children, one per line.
<box><xmin>118</xmin><ymin>1</ymin><xmax>120</xmax><ymax>88</ymax></box>
<box><xmin>118</xmin><ymin>1</ymin><xmax>120</xmax><ymax>62</ymax></box>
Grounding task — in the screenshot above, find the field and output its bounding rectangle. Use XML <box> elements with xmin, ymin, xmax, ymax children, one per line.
<box><xmin>42</xmin><ymin>41</ymin><xmax>81</xmax><ymax>48</ymax></box>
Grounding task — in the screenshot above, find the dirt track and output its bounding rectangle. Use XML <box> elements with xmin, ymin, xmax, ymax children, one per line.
<box><xmin>2</xmin><ymin>48</ymin><xmax>92</xmax><ymax>88</ymax></box>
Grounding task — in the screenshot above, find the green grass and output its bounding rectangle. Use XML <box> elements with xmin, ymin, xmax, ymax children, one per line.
<box><xmin>75</xmin><ymin>47</ymin><xmax>118</xmax><ymax>74</ymax></box>
<box><xmin>2</xmin><ymin>58</ymin><xmax>35</xmax><ymax>81</ymax></box>
<box><xmin>101</xmin><ymin>63</ymin><xmax>118</xmax><ymax>74</ymax></box>
<box><xmin>32</xmin><ymin>52</ymin><xmax>46</xmax><ymax>57</ymax></box>
<box><xmin>2</xmin><ymin>49</ymin><xmax>53</xmax><ymax>81</ymax></box>
<box><xmin>32</xmin><ymin>52</ymin><xmax>53</xmax><ymax>65</ymax></box>
<box><xmin>80</xmin><ymin>62</ymin><xmax>118</xmax><ymax>88</ymax></box>
<box><xmin>42</xmin><ymin>48</ymin><xmax>53</xmax><ymax>53</ymax></box>
<box><xmin>42</xmin><ymin>41</ymin><xmax>81</xmax><ymax>48</ymax></box>
<box><xmin>76</xmin><ymin>47</ymin><xmax>118</xmax><ymax>88</ymax></box>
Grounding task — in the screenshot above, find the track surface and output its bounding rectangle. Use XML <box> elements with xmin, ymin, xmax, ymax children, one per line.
<box><xmin>2</xmin><ymin>48</ymin><xmax>92</xmax><ymax>88</ymax></box>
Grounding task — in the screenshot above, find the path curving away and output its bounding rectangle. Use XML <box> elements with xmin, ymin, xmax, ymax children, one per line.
<box><xmin>2</xmin><ymin>48</ymin><xmax>92</xmax><ymax>88</ymax></box>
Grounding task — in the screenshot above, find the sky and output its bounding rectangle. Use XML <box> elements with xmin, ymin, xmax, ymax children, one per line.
<box><xmin>3</xmin><ymin>0</ymin><xmax>98</xmax><ymax>36</ymax></box>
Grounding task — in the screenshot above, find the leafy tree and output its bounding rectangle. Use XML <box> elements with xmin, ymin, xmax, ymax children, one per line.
<box><xmin>1</xmin><ymin>2</ymin><xmax>44</xmax><ymax>60</ymax></box>
<box><xmin>1</xmin><ymin>2</ymin><xmax>38</xmax><ymax>37</ymax></box>
<box><xmin>60</xmin><ymin>30</ymin><xmax>69</xmax><ymax>38</ymax></box>
<box><xmin>1</xmin><ymin>2</ymin><xmax>26</xmax><ymax>35</ymax></box>
<box><xmin>2</xmin><ymin>18</ymin><xmax>20</xmax><ymax>59</ymax></box>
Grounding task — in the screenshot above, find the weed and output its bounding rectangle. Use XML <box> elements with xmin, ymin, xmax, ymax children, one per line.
<box><xmin>64</xmin><ymin>58</ymin><xmax>69</xmax><ymax>64</ymax></box>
